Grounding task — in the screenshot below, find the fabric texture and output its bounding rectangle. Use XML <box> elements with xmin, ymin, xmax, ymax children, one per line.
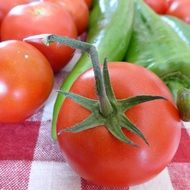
<box><xmin>0</xmin><ymin>52</ymin><xmax>190</xmax><ymax>190</ymax></box>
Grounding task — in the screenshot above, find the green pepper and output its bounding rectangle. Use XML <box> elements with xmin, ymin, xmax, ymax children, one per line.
<box><xmin>126</xmin><ymin>0</ymin><xmax>190</xmax><ymax>88</ymax></box>
<box><xmin>126</xmin><ymin>0</ymin><xmax>190</xmax><ymax>121</ymax></box>
<box><xmin>162</xmin><ymin>16</ymin><xmax>190</xmax><ymax>45</ymax></box>
<box><xmin>51</xmin><ymin>0</ymin><xmax>134</xmax><ymax>140</ymax></box>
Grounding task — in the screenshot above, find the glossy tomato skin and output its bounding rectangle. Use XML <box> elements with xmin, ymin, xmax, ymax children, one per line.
<box><xmin>167</xmin><ymin>0</ymin><xmax>190</xmax><ymax>24</ymax></box>
<box><xmin>167</xmin><ymin>0</ymin><xmax>174</xmax><ymax>7</ymax></box>
<box><xmin>84</xmin><ymin>0</ymin><xmax>92</xmax><ymax>8</ymax></box>
<box><xmin>0</xmin><ymin>40</ymin><xmax>54</xmax><ymax>123</ymax></box>
<box><xmin>57</xmin><ymin>63</ymin><xmax>181</xmax><ymax>187</ymax></box>
<box><xmin>0</xmin><ymin>0</ymin><xmax>30</xmax><ymax>26</ymax></box>
<box><xmin>43</xmin><ymin>0</ymin><xmax>89</xmax><ymax>35</ymax></box>
<box><xmin>1</xmin><ymin>2</ymin><xmax>77</xmax><ymax>72</ymax></box>
<box><xmin>144</xmin><ymin>0</ymin><xmax>171</xmax><ymax>14</ymax></box>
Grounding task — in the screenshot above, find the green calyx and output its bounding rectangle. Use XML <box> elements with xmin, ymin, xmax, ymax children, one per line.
<box><xmin>41</xmin><ymin>34</ymin><xmax>164</xmax><ymax>146</ymax></box>
<box><xmin>58</xmin><ymin>60</ymin><xmax>164</xmax><ymax>146</ymax></box>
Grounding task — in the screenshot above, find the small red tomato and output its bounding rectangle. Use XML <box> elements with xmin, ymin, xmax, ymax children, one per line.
<box><xmin>167</xmin><ymin>0</ymin><xmax>190</xmax><ymax>24</ymax></box>
<box><xmin>1</xmin><ymin>2</ymin><xmax>77</xmax><ymax>72</ymax></box>
<box><xmin>0</xmin><ymin>0</ymin><xmax>30</xmax><ymax>26</ymax></box>
<box><xmin>0</xmin><ymin>40</ymin><xmax>54</xmax><ymax>123</ymax></box>
<box><xmin>144</xmin><ymin>0</ymin><xmax>170</xmax><ymax>14</ymax></box>
<box><xmin>57</xmin><ymin>62</ymin><xmax>181</xmax><ymax>187</ymax></box>
<box><xmin>84</xmin><ymin>0</ymin><xmax>93</xmax><ymax>8</ymax></box>
<box><xmin>167</xmin><ymin>0</ymin><xmax>174</xmax><ymax>7</ymax></box>
<box><xmin>43</xmin><ymin>0</ymin><xmax>89</xmax><ymax>35</ymax></box>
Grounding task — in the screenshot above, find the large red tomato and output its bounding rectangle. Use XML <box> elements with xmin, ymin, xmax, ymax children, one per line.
<box><xmin>0</xmin><ymin>0</ymin><xmax>30</xmax><ymax>26</ymax></box>
<box><xmin>144</xmin><ymin>0</ymin><xmax>172</xmax><ymax>14</ymax></box>
<box><xmin>167</xmin><ymin>0</ymin><xmax>190</xmax><ymax>24</ymax></box>
<box><xmin>57</xmin><ymin>62</ymin><xmax>181</xmax><ymax>187</ymax></box>
<box><xmin>0</xmin><ymin>40</ymin><xmax>54</xmax><ymax>123</ymax></box>
<box><xmin>42</xmin><ymin>0</ymin><xmax>89</xmax><ymax>35</ymax></box>
<box><xmin>1</xmin><ymin>2</ymin><xmax>77</xmax><ymax>73</ymax></box>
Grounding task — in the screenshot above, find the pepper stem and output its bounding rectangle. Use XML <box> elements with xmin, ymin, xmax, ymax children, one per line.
<box><xmin>44</xmin><ymin>34</ymin><xmax>113</xmax><ymax>117</ymax></box>
<box><xmin>177</xmin><ymin>88</ymin><xmax>190</xmax><ymax>121</ymax></box>
<box><xmin>166</xmin><ymin>80</ymin><xmax>190</xmax><ymax>121</ymax></box>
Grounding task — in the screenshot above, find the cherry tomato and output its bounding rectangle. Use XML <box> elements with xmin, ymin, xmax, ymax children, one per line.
<box><xmin>57</xmin><ymin>62</ymin><xmax>181</xmax><ymax>187</ymax></box>
<box><xmin>84</xmin><ymin>0</ymin><xmax>93</xmax><ymax>8</ymax></box>
<box><xmin>1</xmin><ymin>2</ymin><xmax>77</xmax><ymax>73</ymax></box>
<box><xmin>167</xmin><ymin>0</ymin><xmax>190</xmax><ymax>24</ymax></box>
<box><xmin>0</xmin><ymin>40</ymin><xmax>54</xmax><ymax>123</ymax></box>
<box><xmin>0</xmin><ymin>0</ymin><xmax>30</xmax><ymax>26</ymax></box>
<box><xmin>144</xmin><ymin>0</ymin><xmax>171</xmax><ymax>14</ymax></box>
<box><xmin>42</xmin><ymin>0</ymin><xmax>89</xmax><ymax>35</ymax></box>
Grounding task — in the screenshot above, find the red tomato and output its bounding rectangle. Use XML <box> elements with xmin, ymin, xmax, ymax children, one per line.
<box><xmin>167</xmin><ymin>0</ymin><xmax>174</xmax><ymax>7</ymax></box>
<box><xmin>144</xmin><ymin>0</ymin><xmax>171</xmax><ymax>14</ymax></box>
<box><xmin>84</xmin><ymin>0</ymin><xmax>93</xmax><ymax>8</ymax></box>
<box><xmin>42</xmin><ymin>0</ymin><xmax>89</xmax><ymax>35</ymax></box>
<box><xmin>0</xmin><ymin>0</ymin><xmax>30</xmax><ymax>26</ymax></box>
<box><xmin>0</xmin><ymin>40</ymin><xmax>53</xmax><ymax>123</ymax></box>
<box><xmin>57</xmin><ymin>63</ymin><xmax>181</xmax><ymax>187</ymax></box>
<box><xmin>1</xmin><ymin>2</ymin><xmax>77</xmax><ymax>73</ymax></box>
<box><xmin>167</xmin><ymin>0</ymin><xmax>190</xmax><ymax>24</ymax></box>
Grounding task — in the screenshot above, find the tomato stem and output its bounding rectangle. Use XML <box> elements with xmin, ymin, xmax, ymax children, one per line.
<box><xmin>44</xmin><ymin>34</ymin><xmax>113</xmax><ymax>117</ymax></box>
<box><xmin>39</xmin><ymin>34</ymin><xmax>165</xmax><ymax>146</ymax></box>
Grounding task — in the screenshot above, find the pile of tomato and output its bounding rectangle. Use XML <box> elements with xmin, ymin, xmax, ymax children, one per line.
<box><xmin>0</xmin><ymin>0</ymin><xmax>92</xmax><ymax>123</ymax></box>
<box><xmin>0</xmin><ymin>0</ymin><xmax>187</xmax><ymax>188</ymax></box>
<box><xmin>0</xmin><ymin>0</ymin><xmax>188</xmax><ymax>124</ymax></box>
<box><xmin>145</xmin><ymin>0</ymin><xmax>190</xmax><ymax>24</ymax></box>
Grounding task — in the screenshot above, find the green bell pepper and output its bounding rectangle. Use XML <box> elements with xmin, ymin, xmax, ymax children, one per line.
<box><xmin>126</xmin><ymin>0</ymin><xmax>190</xmax><ymax>121</ymax></box>
<box><xmin>126</xmin><ymin>0</ymin><xmax>190</xmax><ymax>99</ymax></box>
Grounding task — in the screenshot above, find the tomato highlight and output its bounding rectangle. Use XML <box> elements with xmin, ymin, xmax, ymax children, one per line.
<box><xmin>167</xmin><ymin>0</ymin><xmax>190</xmax><ymax>24</ymax></box>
